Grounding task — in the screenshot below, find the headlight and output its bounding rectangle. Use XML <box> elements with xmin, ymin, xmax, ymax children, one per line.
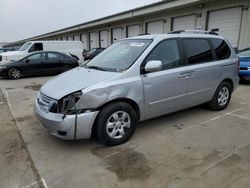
<box><xmin>57</xmin><ymin>91</ymin><xmax>82</xmax><ymax>114</ymax></box>
<box><xmin>248</xmin><ymin>67</ymin><xmax>250</xmax><ymax>70</ymax></box>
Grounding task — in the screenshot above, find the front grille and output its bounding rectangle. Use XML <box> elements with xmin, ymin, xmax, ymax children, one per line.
<box><xmin>38</xmin><ymin>93</ymin><xmax>57</xmax><ymax>113</ymax></box>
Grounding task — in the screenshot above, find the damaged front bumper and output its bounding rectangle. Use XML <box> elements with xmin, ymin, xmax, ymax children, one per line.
<box><xmin>34</xmin><ymin>99</ymin><xmax>99</xmax><ymax>140</ymax></box>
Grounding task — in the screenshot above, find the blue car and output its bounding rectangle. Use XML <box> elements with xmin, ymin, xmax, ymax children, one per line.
<box><xmin>238</xmin><ymin>49</ymin><xmax>250</xmax><ymax>81</ymax></box>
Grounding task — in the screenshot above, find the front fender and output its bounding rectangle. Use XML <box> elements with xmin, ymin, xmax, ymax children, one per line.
<box><xmin>75</xmin><ymin>76</ymin><xmax>145</xmax><ymax>120</ymax></box>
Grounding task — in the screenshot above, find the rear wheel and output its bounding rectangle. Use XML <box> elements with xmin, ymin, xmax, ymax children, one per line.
<box><xmin>208</xmin><ymin>81</ymin><xmax>232</xmax><ymax>111</ymax></box>
<box><xmin>95</xmin><ymin>102</ymin><xmax>137</xmax><ymax>146</ymax></box>
<box><xmin>8</xmin><ymin>68</ymin><xmax>22</xmax><ymax>79</ymax></box>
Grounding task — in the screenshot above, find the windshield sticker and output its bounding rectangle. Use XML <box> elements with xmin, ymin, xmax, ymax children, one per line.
<box><xmin>130</xmin><ymin>43</ymin><xmax>145</xmax><ymax>47</ymax></box>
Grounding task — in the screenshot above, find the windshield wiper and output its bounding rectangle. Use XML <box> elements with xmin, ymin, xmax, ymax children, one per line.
<box><xmin>86</xmin><ymin>65</ymin><xmax>107</xmax><ymax>71</ymax></box>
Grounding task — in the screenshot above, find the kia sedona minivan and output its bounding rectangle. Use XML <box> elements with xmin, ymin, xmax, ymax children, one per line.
<box><xmin>34</xmin><ymin>31</ymin><xmax>239</xmax><ymax>146</ymax></box>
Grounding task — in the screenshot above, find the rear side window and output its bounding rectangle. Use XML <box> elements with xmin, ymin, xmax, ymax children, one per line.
<box><xmin>183</xmin><ymin>39</ymin><xmax>214</xmax><ymax>64</ymax></box>
<box><xmin>211</xmin><ymin>38</ymin><xmax>231</xmax><ymax>60</ymax></box>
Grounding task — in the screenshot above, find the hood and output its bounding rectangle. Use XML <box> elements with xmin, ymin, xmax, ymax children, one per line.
<box><xmin>41</xmin><ymin>67</ymin><xmax>120</xmax><ymax>100</ymax></box>
<box><xmin>0</xmin><ymin>50</ymin><xmax>25</xmax><ymax>57</ymax></box>
<box><xmin>0</xmin><ymin>60</ymin><xmax>19</xmax><ymax>66</ymax></box>
<box><xmin>0</xmin><ymin>51</ymin><xmax>26</xmax><ymax>61</ymax></box>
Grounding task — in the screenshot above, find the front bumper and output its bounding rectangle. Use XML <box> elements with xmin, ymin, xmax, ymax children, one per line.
<box><xmin>34</xmin><ymin>99</ymin><xmax>99</xmax><ymax>140</ymax></box>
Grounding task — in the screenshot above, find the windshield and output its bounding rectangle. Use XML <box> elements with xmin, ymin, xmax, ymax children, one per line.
<box><xmin>84</xmin><ymin>39</ymin><xmax>152</xmax><ymax>72</ymax></box>
<box><xmin>18</xmin><ymin>42</ymin><xmax>32</xmax><ymax>51</ymax></box>
<box><xmin>237</xmin><ymin>50</ymin><xmax>250</xmax><ymax>57</ymax></box>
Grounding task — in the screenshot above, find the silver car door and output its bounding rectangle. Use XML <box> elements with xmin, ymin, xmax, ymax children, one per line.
<box><xmin>141</xmin><ymin>39</ymin><xmax>189</xmax><ymax>120</ymax></box>
<box><xmin>182</xmin><ymin>38</ymin><xmax>221</xmax><ymax>107</ymax></box>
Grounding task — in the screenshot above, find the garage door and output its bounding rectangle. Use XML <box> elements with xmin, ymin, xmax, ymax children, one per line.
<box><xmin>100</xmin><ymin>30</ymin><xmax>109</xmax><ymax>48</ymax></box>
<box><xmin>127</xmin><ymin>25</ymin><xmax>140</xmax><ymax>37</ymax></box>
<box><xmin>74</xmin><ymin>34</ymin><xmax>80</xmax><ymax>41</ymax></box>
<box><xmin>208</xmin><ymin>7</ymin><xmax>242</xmax><ymax>48</ymax></box>
<box><xmin>90</xmin><ymin>32</ymin><xmax>98</xmax><ymax>49</ymax></box>
<box><xmin>81</xmin><ymin>33</ymin><xmax>88</xmax><ymax>50</ymax></box>
<box><xmin>172</xmin><ymin>14</ymin><xmax>196</xmax><ymax>31</ymax></box>
<box><xmin>112</xmin><ymin>28</ymin><xmax>123</xmax><ymax>43</ymax></box>
<box><xmin>68</xmin><ymin>35</ymin><xmax>74</xmax><ymax>41</ymax></box>
<box><xmin>146</xmin><ymin>20</ymin><xmax>164</xmax><ymax>34</ymax></box>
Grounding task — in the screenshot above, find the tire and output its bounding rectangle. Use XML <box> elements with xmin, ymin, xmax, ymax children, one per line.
<box><xmin>95</xmin><ymin>102</ymin><xmax>138</xmax><ymax>146</ymax></box>
<box><xmin>208</xmin><ymin>81</ymin><xmax>232</xmax><ymax>111</ymax></box>
<box><xmin>8</xmin><ymin>68</ymin><xmax>22</xmax><ymax>79</ymax></box>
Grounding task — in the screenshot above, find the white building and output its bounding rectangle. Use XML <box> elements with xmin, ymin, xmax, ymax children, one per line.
<box><xmin>4</xmin><ymin>0</ymin><xmax>250</xmax><ymax>50</ymax></box>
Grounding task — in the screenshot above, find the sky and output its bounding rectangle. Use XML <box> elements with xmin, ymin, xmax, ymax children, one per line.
<box><xmin>0</xmin><ymin>0</ymin><xmax>160</xmax><ymax>43</ymax></box>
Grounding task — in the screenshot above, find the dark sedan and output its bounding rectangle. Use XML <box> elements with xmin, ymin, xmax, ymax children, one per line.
<box><xmin>0</xmin><ymin>51</ymin><xmax>79</xmax><ymax>79</ymax></box>
<box><xmin>83</xmin><ymin>48</ymin><xmax>105</xmax><ymax>61</ymax></box>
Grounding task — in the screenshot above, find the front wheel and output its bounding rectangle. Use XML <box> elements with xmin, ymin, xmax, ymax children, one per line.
<box><xmin>95</xmin><ymin>102</ymin><xmax>137</xmax><ymax>146</ymax></box>
<box><xmin>8</xmin><ymin>68</ymin><xmax>22</xmax><ymax>79</ymax></box>
<box><xmin>208</xmin><ymin>81</ymin><xmax>232</xmax><ymax>111</ymax></box>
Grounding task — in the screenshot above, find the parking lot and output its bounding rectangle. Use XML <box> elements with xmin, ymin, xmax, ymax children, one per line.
<box><xmin>0</xmin><ymin>76</ymin><xmax>250</xmax><ymax>188</ymax></box>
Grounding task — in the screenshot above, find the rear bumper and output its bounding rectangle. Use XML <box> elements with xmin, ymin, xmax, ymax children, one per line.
<box><xmin>239</xmin><ymin>70</ymin><xmax>250</xmax><ymax>81</ymax></box>
<box><xmin>239</xmin><ymin>70</ymin><xmax>250</xmax><ymax>77</ymax></box>
<box><xmin>34</xmin><ymin>99</ymin><xmax>99</xmax><ymax>140</ymax></box>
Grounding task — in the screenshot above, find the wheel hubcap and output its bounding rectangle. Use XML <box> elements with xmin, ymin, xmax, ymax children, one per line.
<box><xmin>106</xmin><ymin>111</ymin><xmax>131</xmax><ymax>139</ymax></box>
<box><xmin>11</xmin><ymin>69</ymin><xmax>21</xmax><ymax>78</ymax></box>
<box><xmin>217</xmin><ymin>87</ymin><xmax>229</xmax><ymax>106</ymax></box>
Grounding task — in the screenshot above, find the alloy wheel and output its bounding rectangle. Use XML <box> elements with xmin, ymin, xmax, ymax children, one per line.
<box><xmin>217</xmin><ymin>86</ymin><xmax>229</xmax><ymax>106</ymax></box>
<box><xmin>106</xmin><ymin>111</ymin><xmax>131</xmax><ymax>139</ymax></box>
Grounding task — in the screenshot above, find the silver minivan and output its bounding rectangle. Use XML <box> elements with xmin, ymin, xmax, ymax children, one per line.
<box><xmin>34</xmin><ymin>31</ymin><xmax>239</xmax><ymax>146</ymax></box>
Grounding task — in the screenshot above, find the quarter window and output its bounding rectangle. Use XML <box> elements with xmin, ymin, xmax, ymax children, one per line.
<box><xmin>183</xmin><ymin>39</ymin><xmax>214</xmax><ymax>64</ymax></box>
<box><xmin>211</xmin><ymin>38</ymin><xmax>231</xmax><ymax>60</ymax></box>
<box><xmin>145</xmin><ymin>39</ymin><xmax>181</xmax><ymax>70</ymax></box>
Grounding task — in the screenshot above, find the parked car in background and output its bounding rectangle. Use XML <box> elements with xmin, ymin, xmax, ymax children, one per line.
<box><xmin>0</xmin><ymin>48</ymin><xmax>15</xmax><ymax>53</ymax></box>
<box><xmin>34</xmin><ymin>31</ymin><xmax>239</xmax><ymax>146</ymax></box>
<box><xmin>0</xmin><ymin>41</ymin><xmax>83</xmax><ymax>63</ymax></box>
<box><xmin>0</xmin><ymin>51</ymin><xmax>79</xmax><ymax>79</ymax></box>
<box><xmin>237</xmin><ymin>49</ymin><xmax>250</xmax><ymax>81</ymax></box>
<box><xmin>83</xmin><ymin>48</ymin><xmax>105</xmax><ymax>60</ymax></box>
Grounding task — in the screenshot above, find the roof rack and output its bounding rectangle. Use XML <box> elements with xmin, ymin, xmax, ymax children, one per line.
<box><xmin>168</xmin><ymin>29</ymin><xmax>219</xmax><ymax>35</ymax></box>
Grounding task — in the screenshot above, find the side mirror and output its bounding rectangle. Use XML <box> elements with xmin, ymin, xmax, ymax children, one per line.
<box><xmin>144</xmin><ymin>60</ymin><xmax>162</xmax><ymax>73</ymax></box>
<box><xmin>26</xmin><ymin>59</ymin><xmax>30</xmax><ymax>63</ymax></box>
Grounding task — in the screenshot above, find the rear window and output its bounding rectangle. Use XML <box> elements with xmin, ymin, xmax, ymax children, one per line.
<box><xmin>183</xmin><ymin>39</ymin><xmax>214</xmax><ymax>64</ymax></box>
<box><xmin>211</xmin><ymin>38</ymin><xmax>231</xmax><ymax>60</ymax></box>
